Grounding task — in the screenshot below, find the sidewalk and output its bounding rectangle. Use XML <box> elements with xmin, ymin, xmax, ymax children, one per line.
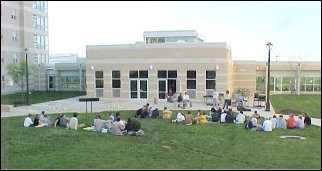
<box><xmin>1</xmin><ymin>96</ymin><xmax>321</xmax><ymax>127</ymax></box>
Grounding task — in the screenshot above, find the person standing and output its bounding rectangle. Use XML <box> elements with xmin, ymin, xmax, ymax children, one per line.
<box><xmin>223</xmin><ymin>90</ymin><xmax>230</xmax><ymax>109</ymax></box>
<box><xmin>212</xmin><ymin>88</ymin><xmax>219</xmax><ymax>108</ymax></box>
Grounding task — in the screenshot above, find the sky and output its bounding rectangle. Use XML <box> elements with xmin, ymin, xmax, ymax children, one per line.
<box><xmin>48</xmin><ymin>1</ymin><xmax>321</xmax><ymax>61</ymax></box>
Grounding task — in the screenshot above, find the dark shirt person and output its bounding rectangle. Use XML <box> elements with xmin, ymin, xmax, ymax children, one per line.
<box><xmin>304</xmin><ymin>113</ymin><xmax>311</xmax><ymax>127</ymax></box>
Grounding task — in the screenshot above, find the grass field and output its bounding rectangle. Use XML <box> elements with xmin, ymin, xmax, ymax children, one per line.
<box><xmin>1</xmin><ymin>110</ymin><xmax>321</xmax><ymax>170</ymax></box>
<box><xmin>1</xmin><ymin>91</ymin><xmax>86</xmax><ymax>106</ymax></box>
<box><xmin>270</xmin><ymin>94</ymin><xmax>321</xmax><ymax>118</ymax></box>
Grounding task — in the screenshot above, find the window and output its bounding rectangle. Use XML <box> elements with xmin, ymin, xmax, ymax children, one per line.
<box><xmin>95</xmin><ymin>71</ymin><xmax>103</xmax><ymax>88</ymax></box>
<box><xmin>274</xmin><ymin>77</ymin><xmax>282</xmax><ymax>91</ymax></box>
<box><xmin>301</xmin><ymin>77</ymin><xmax>320</xmax><ymax>92</ymax></box>
<box><xmin>256</xmin><ymin>76</ymin><xmax>265</xmax><ymax>91</ymax></box>
<box><xmin>187</xmin><ymin>70</ymin><xmax>196</xmax><ymax>89</ymax></box>
<box><xmin>1</xmin><ymin>28</ymin><xmax>3</xmax><ymax>39</ymax></box>
<box><xmin>168</xmin><ymin>70</ymin><xmax>177</xmax><ymax>78</ymax></box>
<box><xmin>12</xmin><ymin>31</ymin><xmax>17</xmax><ymax>42</ymax></box>
<box><xmin>130</xmin><ymin>70</ymin><xmax>148</xmax><ymax>79</ymax></box>
<box><xmin>34</xmin><ymin>54</ymin><xmax>38</xmax><ymax>64</ymax></box>
<box><xmin>158</xmin><ymin>70</ymin><xmax>167</xmax><ymax>78</ymax></box>
<box><xmin>11</xmin><ymin>9</ymin><xmax>16</xmax><ymax>20</ymax></box>
<box><xmin>44</xmin><ymin>17</ymin><xmax>48</xmax><ymax>31</ymax></box>
<box><xmin>112</xmin><ymin>71</ymin><xmax>121</xmax><ymax>97</ymax></box>
<box><xmin>61</xmin><ymin>76</ymin><xmax>79</xmax><ymax>89</ymax></box>
<box><xmin>12</xmin><ymin>53</ymin><xmax>17</xmax><ymax>63</ymax></box>
<box><xmin>33</xmin><ymin>14</ymin><xmax>37</xmax><ymax>29</ymax></box>
<box><xmin>1</xmin><ymin>51</ymin><xmax>4</xmax><ymax>62</ymax></box>
<box><xmin>206</xmin><ymin>70</ymin><xmax>216</xmax><ymax>89</ymax></box>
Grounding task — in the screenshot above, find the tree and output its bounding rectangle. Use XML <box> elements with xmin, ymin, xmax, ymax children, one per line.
<box><xmin>5</xmin><ymin>61</ymin><xmax>34</xmax><ymax>102</ymax></box>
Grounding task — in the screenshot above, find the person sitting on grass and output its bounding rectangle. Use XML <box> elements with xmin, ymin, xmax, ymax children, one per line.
<box><xmin>235</xmin><ymin>110</ymin><xmax>245</xmax><ymax>124</ymax></box>
<box><xmin>260</xmin><ymin>117</ymin><xmax>272</xmax><ymax>132</ymax></box>
<box><xmin>172</xmin><ymin>112</ymin><xmax>185</xmax><ymax>123</ymax></box>
<box><xmin>251</xmin><ymin>115</ymin><xmax>258</xmax><ymax>128</ymax></box>
<box><xmin>68</xmin><ymin>113</ymin><xmax>86</xmax><ymax>130</ymax></box>
<box><xmin>151</xmin><ymin>108</ymin><xmax>160</xmax><ymax>119</ymax></box>
<box><xmin>270</xmin><ymin>115</ymin><xmax>277</xmax><ymax>129</ymax></box>
<box><xmin>295</xmin><ymin>115</ymin><xmax>305</xmax><ymax>129</ymax></box>
<box><xmin>275</xmin><ymin>115</ymin><xmax>286</xmax><ymax>129</ymax></box>
<box><xmin>111</xmin><ymin>117</ymin><xmax>125</xmax><ymax>136</ymax></box>
<box><xmin>197</xmin><ymin>112</ymin><xmax>207</xmax><ymax>124</ymax></box>
<box><xmin>35</xmin><ymin>114</ymin><xmax>51</xmax><ymax>127</ymax></box>
<box><xmin>220</xmin><ymin>110</ymin><xmax>227</xmax><ymax>123</ymax></box>
<box><xmin>286</xmin><ymin>114</ymin><xmax>295</xmax><ymax>129</ymax></box>
<box><xmin>304</xmin><ymin>113</ymin><xmax>311</xmax><ymax>127</ymax></box>
<box><xmin>225</xmin><ymin>109</ymin><xmax>234</xmax><ymax>123</ymax></box>
<box><xmin>108</xmin><ymin>113</ymin><xmax>114</xmax><ymax>121</ymax></box>
<box><xmin>211</xmin><ymin>107</ymin><xmax>222</xmax><ymax>123</ymax></box>
<box><xmin>93</xmin><ymin>114</ymin><xmax>106</xmax><ymax>132</ymax></box>
<box><xmin>163</xmin><ymin>107</ymin><xmax>172</xmax><ymax>119</ymax></box>
<box><xmin>114</xmin><ymin>112</ymin><xmax>121</xmax><ymax>122</ymax></box>
<box><xmin>39</xmin><ymin>111</ymin><xmax>46</xmax><ymax>121</ymax></box>
<box><xmin>184</xmin><ymin>111</ymin><xmax>194</xmax><ymax>125</ymax></box>
<box><xmin>33</xmin><ymin>114</ymin><xmax>40</xmax><ymax>127</ymax></box>
<box><xmin>24</xmin><ymin>113</ymin><xmax>34</xmax><ymax>127</ymax></box>
<box><xmin>54</xmin><ymin>114</ymin><xmax>69</xmax><ymax>128</ymax></box>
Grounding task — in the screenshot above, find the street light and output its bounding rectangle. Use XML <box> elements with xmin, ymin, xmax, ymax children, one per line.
<box><xmin>265</xmin><ymin>42</ymin><xmax>273</xmax><ymax>111</ymax></box>
<box><xmin>23</xmin><ymin>48</ymin><xmax>31</xmax><ymax>105</ymax></box>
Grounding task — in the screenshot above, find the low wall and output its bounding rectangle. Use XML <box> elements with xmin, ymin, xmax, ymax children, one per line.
<box><xmin>1</xmin><ymin>105</ymin><xmax>14</xmax><ymax>112</ymax></box>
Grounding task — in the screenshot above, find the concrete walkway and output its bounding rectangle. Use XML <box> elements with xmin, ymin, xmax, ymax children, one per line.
<box><xmin>1</xmin><ymin>96</ymin><xmax>321</xmax><ymax>127</ymax></box>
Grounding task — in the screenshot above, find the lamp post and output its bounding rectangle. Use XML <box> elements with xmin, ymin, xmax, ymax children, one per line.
<box><xmin>265</xmin><ymin>42</ymin><xmax>273</xmax><ymax>111</ymax></box>
<box><xmin>24</xmin><ymin>48</ymin><xmax>31</xmax><ymax>105</ymax></box>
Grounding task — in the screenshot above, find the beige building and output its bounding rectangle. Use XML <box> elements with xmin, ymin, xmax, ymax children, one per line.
<box><xmin>1</xmin><ymin>1</ymin><xmax>49</xmax><ymax>94</ymax></box>
<box><xmin>86</xmin><ymin>30</ymin><xmax>320</xmax><ymax>103</ymax></box>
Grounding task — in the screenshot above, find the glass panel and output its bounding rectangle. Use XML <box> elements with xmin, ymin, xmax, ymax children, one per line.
<box><xmin>187</xmin><ymin>80</ymin><xmax>196</xmax><ymax>89</ymax></box>
<box><xmin>95</xmin><ymin>80</ymin><xmax>104</xmax><ymax>88</ymax></box>
<box><xmin>314</xmin><ymin>77</ymin><xmax>321</xmax><ymax>84</ymax></box>
<box><xmin>112</xmin><ymin>71</ymin><xmax>120</xmax><ymax>78</ymax></box>
<box><xmin>300</xmin><ymin>85</ymin><xmax>306</xmax><ymax>91</ymax></box>
<box><xmin>139</xmin><ymin>71</ymin><xmax>148</xmax><ymax>78</ymax></box>
<box><xmin>159</xmin><ymin>92</ymin><xmax>165</xmax><ymax>99</ymax></box>
<box><xmin>131</xmin><ymin>92</ymin><xmax>137</xmax><ymax>98</ymax></box>
<box><xmin>275</xmin><ymin>77</ymin><xmax>281</xmax><ymax>91</ymax></box>
<box><xmin>306</xmin><ymin>85</ymin><xmax>313</xmax><ymax>91</ymax></box>
<box><xmin>158</xmin><ymin>70</ymin><xmax>167</xmax><ymax>78</ymax></box>
<box><xmin>314</xmin><ymin>85</ymin><xmax>321</xmax><ymax>91</ymax></box>
<box><xmin>130</xmin><ymin>80</ymin><xmax>137</xmax><ymax>91</ymax></box>
<box><xmin>256</xmin><ymin>76</ymin><xmax>265</xmax><ymax>91</ymax></box>
<box><xmin>159</xmin><ymin>81</ymin><xmax>166</xmax><ymax>91</ymax></box>
<box><xmin>95</xmin><ymin>71</ymin><xmax>103</xmax><ymax>79</ymax></box>
<box><xmin>112</xmin><ymin>80</ymin><xmax>120</xmax><ymax>88</ymax></box>
<box><xmin>206</xmin><ymin>71</ymin><xmax>216</xmax><ymax>79</ymax></box>
<box><xmin>187</xmin><ymin>70</ymin><xmax>196</xmax><ymax>79</ymax></box>
<box><xmin>140</xmin><ymin>80</ymin><xmax>147</xmax><ymax>91</ymax></box>
<box><xmin>168</xmin><ymin>70</ymin><xmax>177</xmax><ymax>78</ymax></box>
<box><xmin>206</xmin><ymin>80</ymin><xmax>216</xmax><ymax>89</ymax></box>
<box><xmin>129</xmin><ymin>71</ymin><xmax>138</xmax><ymax>78</ymax></box>
<box><xmin>140</xmin><ymin>92</ymin><xmax>147</xmax><ymax>99</ymax></box>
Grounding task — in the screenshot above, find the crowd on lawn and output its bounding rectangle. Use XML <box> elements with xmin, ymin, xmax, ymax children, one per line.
<box><xmin>24</xmin><ymin>96</ymin><xmax>313</xmax><ymax>135</ymax></box>
<box><xmin>23</xmin><ymin>110</ymin><xmax>144</xmax><ymax>136</ymax></box>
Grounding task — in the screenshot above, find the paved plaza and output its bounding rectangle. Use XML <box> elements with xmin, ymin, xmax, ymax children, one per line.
<box><xmin>1</xmin><ymin>96</ymin><xmax>321</xmax><ymax>127</ymax></box>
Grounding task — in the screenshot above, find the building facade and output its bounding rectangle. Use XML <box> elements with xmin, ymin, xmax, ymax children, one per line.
<box><xmin>86</xmin><ymin>30</ymin><xmax>321</xmax><ymax>103</ymax></box>
<box><xmin>1</xmin><ymin>1</ymin><xmax>49</xmax><ymax>94</ymax></box>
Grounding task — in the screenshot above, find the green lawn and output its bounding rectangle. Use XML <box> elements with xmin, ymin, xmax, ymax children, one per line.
<box><xmin>270</xmin><ymin>94</ymin><xmax>321</xmax><ymax>118</ymax></box>
<box><xmin>1</xmin><ymin>110</ymin><xmax>321</xmax><ymax>169</ymax></box>
<box><xmin>1</xmin><ymin>91</ymin><xmax>86</xmax><ymax>106</ymax></box>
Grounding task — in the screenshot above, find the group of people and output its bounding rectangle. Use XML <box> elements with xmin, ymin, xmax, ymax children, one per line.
<box><xmin>166</xmin><ymin>91</ymin><xmax>193</xmax><ymax>109</ymax></box>
<box><xmin>24</xmin><ymin>111</ymin><xmax>51</xmax><ymax>128</ymax></box>
<box><xmin>165</xmin><ymin>106</ymin><xmax>312</xmax><ymax>132</ymax></box>
<box><xmin>24</xmin><ymin>110</ymin><xmax>144</xmax><ymax>136</ymax></box>
<box><xmin>135</xmin><ymin>103</ymin><xmax>160</xmax><ymax>119</ymax></box>
<box><xmin>245</xmin><ymin>112</ymin><xmax>311</xmax><ymax>132</ymax></box>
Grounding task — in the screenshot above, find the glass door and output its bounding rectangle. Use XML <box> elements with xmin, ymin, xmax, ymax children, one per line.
<box><xmin>130</xmin><ymin>80</ymin><xmax>138</xmax><ymax>99</ymax></box>
<box><xmin>158</xmin><ymin>80</ymin><xmax>167</xmax><ymax>99</ymax></box>
<box><xmin>130</xmin><ymin>79</ymin><xmax>148</xmax><ymax>99</ymax></box>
